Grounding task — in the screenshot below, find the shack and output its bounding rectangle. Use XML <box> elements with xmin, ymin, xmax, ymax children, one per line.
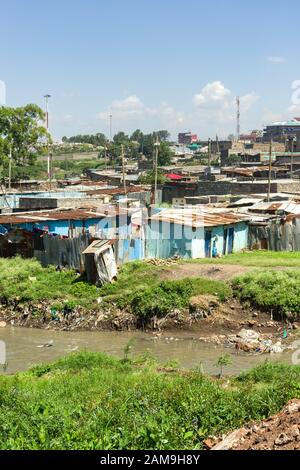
<box><xmin>146</xmin><ymin>207</ymin><xmax>249</xmax><ymax>259</ymax></box>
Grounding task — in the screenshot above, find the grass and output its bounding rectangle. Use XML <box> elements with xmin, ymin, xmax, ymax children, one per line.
<box><xmin>0</xmin><ymin>352</ymin><xmax>299</xmax><ymax>450</ymax></box>
<box><xmin>232</xmin><ymin>269</ymin><xmax>300</xmax><ymax>320</ymax></box>
<box><xmin>0</xmin><ymin>257</ymin><xmax>99</xmax><ymax>309</ymax></box>
<box><xmin>185</xmin><ymin>250</ymin><xmax>300</xmax><ymax>267</ymax></box>
<box><xmin>0</xmin><ymin>258</ymin><xmax>231</xmax><ymax>319</ymax></box>
<box><xmin>99</xmin><ymin>261</ymin><xmax>231</xmax><ymax>318</ymax></box>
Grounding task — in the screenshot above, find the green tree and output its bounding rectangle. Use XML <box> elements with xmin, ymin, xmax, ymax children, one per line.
<box><xmin>138</xmin><ymin>169</ymin><xmax>167</xmax><ymax>185</ymax></box>
<box><xmin>0</xmin><ymin>104</ymin><xmax>49</xmax><ymax>180</ymax></box>
<box><xmin>130</xmin><ymin>129</ymin><xmax>144</xmax><ymax>143</ymax></box>
<box><xmin>158</xmin><ymin>140</ymin><xmax>173</xmax><ymax>166</ymax></box>
<box><xmin>113</xmin><ymin>131</ymin><xmax>129</xmax><ymax>146</ymax></box>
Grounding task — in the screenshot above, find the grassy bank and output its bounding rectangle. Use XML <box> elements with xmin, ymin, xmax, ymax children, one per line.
<box><xmin>0</xmin><ymin>352</ymin><xmax>299</xmax><ymax>449</ymax></box>
<box><xmin>232</xmin><ymin>269</ymin><xmax>300</xmax><ymax>320</ymax></box>
<box><xmin>186</xmin><ymin>250</ymin><xmax>300</xmax><ymax>267</ymax></box>
<box><xmin>0</xmin><ymin>258</ymin><xmax>231</xmax><ymax>320</ymax></box>
<box><xmin>0</xmin><ymin>257</ymin><xmax>99</xmax><ymax>310</ymax></box>
<box><xmin>99</xmin><ymin>261</ymin><xmax>231</xmax><ymax>318</ymax></box>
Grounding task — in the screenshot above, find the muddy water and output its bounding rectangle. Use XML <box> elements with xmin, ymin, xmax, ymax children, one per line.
<box><xmin>0</xmin><ymin>327</ymin><xmax>294</xmax><ymax>375</ymax></box>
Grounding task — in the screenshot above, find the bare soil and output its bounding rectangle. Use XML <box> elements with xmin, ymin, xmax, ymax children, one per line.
<box><xmin>158</xmin><ymin>263</ymin><xmax>251</xmax><ymax>282</ymax></box>
<box><xmin>210</xmin><ymin>400</ymin><xmax>300</xmax><ymax>450</ymax></box>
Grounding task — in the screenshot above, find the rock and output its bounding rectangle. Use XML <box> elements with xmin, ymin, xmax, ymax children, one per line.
<box><xmin>286</xmin><ymin>401</ymin><xmax>300</xmax><ymax>414</ymax></box>
<box><xmin>248</xmin><ymin>320</ymin><xmax>257</xmax><ymax>327</ymax></box>
<box><xmin>292</xmin><ymin>323</ymin><xmax>299</xmax><ymax>330</ymax></box>
<box><xmin>274</xmin><ymin>433</ymin><xmax>292</xmax><ymax>446</ymax></box>
<box><xmin>237</xmin><ymin>329</ymin><xmax>260</xmax><ymax>341</ymax></box>
<box><xmin>252</xmin><ymin>312</ymin><xmax>258</xmax><ymax>318</ymax></box>
<box><xmin>0</xmin><ymin>321</ymin><xmax>6</xmax><ymax>328</ymax></box>
<box><xmin>212</xmin><ymin>428</ymin><xmax>248</xmax><ymax>450</ymax></box>
<box><xmin>203</xmin><ymin>438</ymin><xmax>215</xmax><ymax>449</ymax></box>
<box><xmin>290</xmin><ymin>425</ymin><xmax>300</xmax><ymax>438</ymax></box>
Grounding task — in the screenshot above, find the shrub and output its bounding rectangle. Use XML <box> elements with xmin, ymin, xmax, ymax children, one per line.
<box><xmin>232</xmin><ymin>269</ymin><xmax>300</xmax><ymax>319</ymax></box>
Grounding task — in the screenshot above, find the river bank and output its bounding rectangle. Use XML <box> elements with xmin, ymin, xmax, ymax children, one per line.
<box><xmin>1</xmin><ymin>293</ymin><xmax>298</xmax><ymax>356</ymax></box>
<box><xmin>0</xmin><ymin>351</ymin><xmax>299</xmax><ymax>450</ymax></box>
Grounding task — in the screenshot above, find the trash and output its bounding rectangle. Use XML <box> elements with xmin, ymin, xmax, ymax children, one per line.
<box><xmin>230</xmin><ymin>329</ymin><xmax>285</xmax><ymax>354</ymax></box>
<box><xmin>37</xmin><ymin>340</ymin><xmax>54</xmax><ymax>348</ymax></box>
<box><xmin>269</xmin><ymin>341</ymin><xmax>284</xmax><ymax>354</ymax></box>
<box><xmin>51</xmin><ymin>309</ymin><xmax>59</xmax><ymax>321</ymax></box>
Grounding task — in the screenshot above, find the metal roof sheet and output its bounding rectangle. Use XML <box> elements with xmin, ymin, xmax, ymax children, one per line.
<box><xmin>0</xmin><ymin>205</ymin><xmax>131</xmax><ymax>225</ymax></box>
<box><xmin>149</xmin><ymin>208</ymin><xmax>249</xmax><ymax>228</ymax></box>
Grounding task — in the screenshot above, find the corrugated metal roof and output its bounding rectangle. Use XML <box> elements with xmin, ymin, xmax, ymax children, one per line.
<box><xmin>149</xmin><ymin>208</ymin><xmax>249</xmax><ymax>228</ymax></box>
<box><xmin>250</xmin><ymin>200</ymin><xmax>300</xmax><ymax>215</ymax></box>
<box><xmin>82</xmin><ymin>240</ymin><xmax>114</xmax><ymax>255</ymax></box>
<box><xmin>0</xmin><ymin>205</ymin><xmax>131</xmax><ymax>225</ymax></box>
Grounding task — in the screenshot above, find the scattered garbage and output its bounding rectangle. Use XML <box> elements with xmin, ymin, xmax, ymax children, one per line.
<box><xmin>37</xmin><ymin>340</ymin><xmax>54</xmax><ymax>348</ymax></box>
<box><xmin>189</xmin><ymin>295</ymin><xmax>219</xmax><ymax>319</ymax></box>
<box><xmin>228</xmin><ymin>329</ymin><xmax>285</xmax><ymax>354</ymax></box>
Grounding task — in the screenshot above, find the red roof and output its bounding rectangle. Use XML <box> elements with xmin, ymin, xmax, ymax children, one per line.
<box><xmin>165</xmin><ymin>173</ymin><xmax>183</xmax><ymax>180</ymax></box>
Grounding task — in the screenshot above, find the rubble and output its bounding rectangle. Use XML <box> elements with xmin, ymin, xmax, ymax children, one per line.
<box><xmin>227</xmin><ymin>328</ymin><xmax>285</xmax><ymax>354</ymax></box>
<box><xmin>189</xmin><ymin>294</ymin><xmax>219</xmax><ymax>319</ymax></box>
<box><xmin>212</xmin><ymin>399</ymin><xmax>300</xmax><ymax>450</ymax></box>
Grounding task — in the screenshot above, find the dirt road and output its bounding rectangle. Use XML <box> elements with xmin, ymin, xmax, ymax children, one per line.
<box><xmin>159</xmin><ymin>263</ymin><xmax>250</xmax><ymax>282</ymax></box>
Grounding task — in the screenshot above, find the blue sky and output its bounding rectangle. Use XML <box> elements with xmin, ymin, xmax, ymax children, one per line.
<box><xmin>1</xmin><ymin>0</ymin><xmax>300</xmax><ymax>140</ymax></box>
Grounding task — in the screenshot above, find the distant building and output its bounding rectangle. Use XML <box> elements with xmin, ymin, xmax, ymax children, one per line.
<box><xmin>263</xmin><ymin>119</ymin><xmax>300</xmax><ymax>142</ymax></box>
<box><xmin>239</xmin><ymin>130</ymin><xmax>262</xmax><ymax>142</ymax></box>
<box><xmin>178</xmin><ymin>132</ymin><xmax>198</xmax><ymax>145</ymax></box>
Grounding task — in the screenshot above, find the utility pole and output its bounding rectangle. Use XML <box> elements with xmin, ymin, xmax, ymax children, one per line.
<box><xmin>8</xmin><ymin>144</ymin><xmax>12</xmax><ymax>192</ymax></box>
<box><xmin>267</xmin><ymin>140</ymin><xmax>272</xmax><ymax>202</ymax></box>
<box><xmin>208</xmin><ymin>138</ymin><xmax>212</xmax><ymax>168</ymax></box>
<box><xmin>154</xmin><ymin>136</ymin><xmax>159</xmax><ymax>206</ymax></box>
<box><xmin>109</xmin><ymin>114</ymin><xmax>113</xmax><ymax>143</ymax></box>
<box><xmin>290</xmin><ymin>136</ymin><xmax>296</xmax><ymax>180</ymax></box>
<box><xmin>44</xmin><ymin>94</ymin><xmax>52</xmax><ymax>185</ymax></box>
<box><xmin>121</xmin><ymin>144</ymin><xmax>127</xmax><ymax>195</ymax></box>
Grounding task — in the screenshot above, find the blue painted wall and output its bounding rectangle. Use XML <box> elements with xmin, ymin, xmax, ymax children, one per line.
<box><xmin>146</xmin><ymin>221</ymin><xmax>248</xmax><ymax>259</ymax></box>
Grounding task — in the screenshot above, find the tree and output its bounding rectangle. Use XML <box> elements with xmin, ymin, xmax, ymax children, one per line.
<box><xmin>138</xmin><ymin>170</ymin><xmax>167</xmax><ymax>185</ymax></box>
<box><xmin>156</xmin><ymin>130</ymin><xmax>170</xmax><ymax>142</ymax></box>
<box><xmin>113</xmin><ymin>131</ymin><xmax>129</xmax><ymax>146</ymax></box>
<box><xmin>158</xmin><ymin>141</ymin><xmax>173</xmax><ymax>166</ymax></box>
<box><xmin>130</xmin><ymin>129</ymin><xmax>144</xmax><ymax>143</ymax></box>
<box><xmin>63</xmin><ymin>133</ymin><xmax>107</xmax><ymax>146</ymax></box>
<box><xmin>0</xmin><ymin>104</ymin><xmax>49</xmax><ymax>179</ymax></box>
<box><xmin>215</xmin><ymin>354</ymin><xmax>232</xmax><ymax>378</ymax></box>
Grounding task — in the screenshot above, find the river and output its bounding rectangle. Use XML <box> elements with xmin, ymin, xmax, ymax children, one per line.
<box><xmin>0</xmin><ymin>326</ymin><xmax>294</xmax><ymax>375</ymax></box>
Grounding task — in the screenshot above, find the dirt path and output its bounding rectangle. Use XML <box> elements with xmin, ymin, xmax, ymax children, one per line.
<box><xmin>158</xmin><ymin>263</ymin><xmax>251</xmax><ymax>282</ymax></box>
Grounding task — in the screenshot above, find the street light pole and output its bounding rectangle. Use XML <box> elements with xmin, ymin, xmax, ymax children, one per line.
<box><xmin>44</xmin><ymin>94</ymin><xmax>51</xmax><ymax>182</ymax></box>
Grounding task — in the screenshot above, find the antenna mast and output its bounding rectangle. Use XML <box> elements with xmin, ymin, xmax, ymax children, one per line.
<box><xmin>236</xmin><ymin>96</ymin><xmax>240</xmax><ymax>140</ymax></box>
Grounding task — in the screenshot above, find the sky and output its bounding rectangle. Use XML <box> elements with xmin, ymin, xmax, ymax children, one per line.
<box><xmin>1</xmin><ymin>0</ymin><xmax>300</xmax><ymax>141</ymax></box>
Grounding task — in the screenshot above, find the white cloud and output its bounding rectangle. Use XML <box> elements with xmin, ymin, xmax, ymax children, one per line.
<box><xmin>96</xmin><ymin>95</ymin><xmax>184</xmax><ymax>126</ymax></box>
<box><xmin>193</xmin><ymin>81</ymin><xmax>231</xmax><ymax>106</ymax></box>
<box><xmin>239</xmin><ymin>92</ymin><xmax>260</xmax><ymax>111</ymax></box>
<box><xmin>192</xmin><ymin>81</ymin><xmax>259</xmax><ymax>129</ymax></box>
<box><xmin>111</xmin><ymin>95</ymin><xmax>144</xmax><ymax>112</ymax></box>
<box><xmin>95</xmin><ymin>84</ymin><xmax>259</xmax><ymax>139</ymax></box>
<box><xmin>267</xmin><ymin>56</ymin><xmax>285</xmax><ymax>63</ymax></box>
